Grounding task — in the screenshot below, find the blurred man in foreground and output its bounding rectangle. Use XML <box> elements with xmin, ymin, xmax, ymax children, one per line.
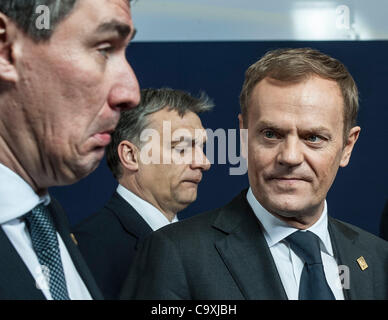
<box><xmin>0</xmin><ymin>0</ymin><xmax>140</xmax><ymax>299</ymax></box>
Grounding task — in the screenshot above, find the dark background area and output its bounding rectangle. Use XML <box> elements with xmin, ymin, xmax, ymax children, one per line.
<box><xmin>51</xmin><ymin>40</ymin><xmax>388</xmax><ymax>236</ymax></box>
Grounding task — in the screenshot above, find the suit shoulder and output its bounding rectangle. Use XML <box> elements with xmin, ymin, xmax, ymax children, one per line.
<box><xmin>158</xmin><ymin>209</ymin><xmax>219</xmax><ymax>237</ymax></box>
<box><xmin>73</xmin><ymin>206</ymin><xmax>121</xmax><ymax>236</ymax></box>
<box><xmin>154</xmin><ymin>190</ymin><xmax>248</xmax><ymax>240</ymax></box>
<box><xmin>330</xmin><ymin>217</ymin><xmax>388</xmax><ymax>250</ymax></box>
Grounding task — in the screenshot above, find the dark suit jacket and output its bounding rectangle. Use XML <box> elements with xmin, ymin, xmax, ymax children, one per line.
<box><xmin>0</xmin><ymin>198</ymin><xmax>103</xmax><ymax>300</ymax></box>
<box><xmin>121</xmin><ymin>190</ymin><xmax>388</xmax><ymax>300</ymax></box>
<box><xmin>73</xmin><ymin>192</ymin><xmax>152</xmax><ymax>299</ymax></box>
<box><xmin>380</xmin><ymin>199</ymin><xmax>388</xmax><ymax>241</ymax></box>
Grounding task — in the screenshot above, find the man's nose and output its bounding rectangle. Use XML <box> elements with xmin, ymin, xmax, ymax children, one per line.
<box><xmin>108</xmin><ymin>59</ymin><xmax>140</xmax><ymax>111</ymax></box>
<box><xmin>191</xmin><ymin>147</ymin><xmax>211</xmax><ymax>171</ymax></box>
<box><xmin>277</xmin><ymin>137</ymin><xmax>304</xmax><ymax>167</ymax></box>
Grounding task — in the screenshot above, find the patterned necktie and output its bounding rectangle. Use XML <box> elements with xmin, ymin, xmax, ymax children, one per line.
<box><xmin>286</xmin><ymin>230</ymin><xmax>335</xmax><ymax>300</ymax></box>
<box><xmin>25</xmin><ymin>204</ymin><xmax>70</xmax><ymax>300</ymax></box>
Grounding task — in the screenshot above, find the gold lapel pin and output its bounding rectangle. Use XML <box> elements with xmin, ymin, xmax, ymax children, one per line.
<box><xmin>70</xmin><ymin>233</ymin><xmax>78</xmax><ymax>246</ymax></box>
<box><xmin>357</xmin><ymin>256</ymin><xmax>368</xmax><ymax>271</ymax></box>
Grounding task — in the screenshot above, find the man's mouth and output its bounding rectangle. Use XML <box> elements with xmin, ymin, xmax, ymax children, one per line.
<box><xmin>267</xmin><ymin>175</ymin><xmax>313</xmax><ymax>184</ymax></box>
<box><xmin>92</xmin><ymin>129</ymin><xmax>114</xmax><ymax>147</ymax></box>
<box><xmin>182</xmin><ymin>176</ymin><xmax>202</xmax><ymax>185</ymax></box>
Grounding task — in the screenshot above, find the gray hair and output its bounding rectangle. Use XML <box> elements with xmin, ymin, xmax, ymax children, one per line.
<box><xmin>0</xmin><ymin>0</ymin><xmax>78</xmax><ymax>41</ymax></box>
<box><xmin>107</xmin><ymin>88</ymin><xmax>214</xmax><ymax>180</ymax></box>
<box><xmin>0</xmin><ymin>0</ymin><xmax>133</xmax><ymax>42</ymax></box>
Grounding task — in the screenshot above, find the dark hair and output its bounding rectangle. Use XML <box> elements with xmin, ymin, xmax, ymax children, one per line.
<box><xmin>240</xmin><ymin>48</ymin><xmax>359</xmax><ymax>139</ymax></box>
<box><xmin>107</xmin><ymin>88</ymin><xmax>214</xmax><ymax>179</ymax></box>
<box><xmin>0</xmin><ymin>0</ymin><xmax>78</xmax><ymax>41</ymax></box>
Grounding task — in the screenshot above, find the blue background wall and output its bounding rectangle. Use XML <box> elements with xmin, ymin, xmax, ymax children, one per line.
<box><xmin>50</xmin><ymin>40</ymin><xmax>388</xmax><ymax>236</ymax></box>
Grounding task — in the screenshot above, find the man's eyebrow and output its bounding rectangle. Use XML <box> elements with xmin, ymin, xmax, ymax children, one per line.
<box><xmin>256</xmin><ymin>121</ymin><xmax>285</xmax><ymax>132</ymax></box>
<box><xmin>95</xmin><ymin>20</ymin><xmax>132</xmax><ymax>39</ymax></box>
<box><xmin>257</xmin><ymin>120</ymin><xmax>331</xmax><ymax>136</ymax></box>
<box><xmin>256</xmin><ymin>121</ymin><xmax>331</xmax><ymax>134</ymax></box>
<box><xmin>299</xmin><ymin>126</ymin><xmax>332</xmax><ymax>135</ymax></box>
<box><xmin>171</xmin><ymin>136</ymin><xmax>194</xmax><ymax>145</ymax></box>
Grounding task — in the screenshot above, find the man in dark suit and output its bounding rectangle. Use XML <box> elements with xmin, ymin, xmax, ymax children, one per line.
<box><xmin>74</xmin><ymin>88</ymin><xmax>213</xmax><ymax>299</ymax></box>
<box><xmin>0</xmin><ymin>0</ymin><xmax>140</xmax><ymax>299</ymax></box>
<box><xmin>121</xmin><ymin>48</ymin><xmax>388</xmax><ymax>300</ymax></box>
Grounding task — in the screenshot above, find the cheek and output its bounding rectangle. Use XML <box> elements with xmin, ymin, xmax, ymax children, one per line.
<box><xmin>306</xmin><ymin>149</ymin><xmax>342</xmax><ymax>187</ymax></box>
<box><xmin>170</xmin><ymin>166</ymin><xmax>185</xmax><ymax>186</ymax></box>
<box><xmin>140</xmin><ymin>165</ymin><xmax>169</xmax><ymax>196</ymax></box>
<box><xmin>40</xmin><ymin>76</ymin><xmax>106</xmax><ymax>142</ymax></box>
<box><xmin>248</xmin><ymin>143</ymin><xmax>275</xmax><ymax>175</ymax></box>
<box><xmin>170</xmin><ymin>166</ymin><xmax>191</xmax><ymax>194</ymax></box>
<box><xmin>152</xmin><ymin>165</ymin><xmax>175</xmax><ymax>188</ymax></box>
<box><xmin>49</xmin><ymin>52</ymin><xmax>107</xmax><ymax>111</ymax></box>
<box><xmin>59</xmin><ymin>72</ymin><xmax>104</xmax><ymax>112</ymax></box>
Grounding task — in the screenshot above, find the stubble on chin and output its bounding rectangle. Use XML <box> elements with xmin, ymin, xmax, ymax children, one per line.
<box><xmin>265</xmin><ymin>196</ymin><xmax>325</xmax><ymax>229</ymax></box>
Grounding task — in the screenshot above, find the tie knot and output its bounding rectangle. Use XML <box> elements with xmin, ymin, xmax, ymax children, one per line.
<box><xmin>286</xmin><ymin>230</ymin><xmax>322</xmax><ymax>265</ymax></box>
<box><xmin>25</xmin><ymin>203</ymin><xmax>53</xmax><ymax>226</ymax></box>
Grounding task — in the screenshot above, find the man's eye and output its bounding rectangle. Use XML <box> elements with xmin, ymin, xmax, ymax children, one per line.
<box><xmin>263</xmin><ymin>130</ymin><xmax>278</xmax><ymax>139</ymax></box>
<box><xmin>97</xmin><ymin>44</ymin><xmax>114</xmax><ymax>58</ymax></box>
<box><xmin>173</xmin><ymin>146</ymin><xmax>186</xmax><ymax>154</ymax></box>
<box><xmin>306</xmin><ymin>135</ymin><xmax>322</xmax><ymax>143</ymax></box>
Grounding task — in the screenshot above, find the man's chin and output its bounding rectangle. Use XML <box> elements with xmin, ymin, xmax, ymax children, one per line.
<box><xmin>60</xmin><ymin>155</ymin><xmax>102</xmax><ymax>185</ymax></box>
<box><xmin>263</xmin><ymin>196</ymin><xmax>310</xmax><ymax>217</ymax></box>
<box><xmin>176</xmin><ymin>191</ymin><xmax>197</xmax><ymax>206</ymax></box>
<box><xmin>266</xmin><ymin>197</ymin><xmax>323</xmax><ymax>221</ymax></box>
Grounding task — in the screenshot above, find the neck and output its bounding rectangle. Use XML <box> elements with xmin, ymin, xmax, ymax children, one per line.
<box><xmin>0</xmin><ymin>136</ymin><xmax>47</xmax><ymax>195</ymax></box>
<box><xmin>0</xmin><ymin>97</ymin><xmax>48</xmax><ymax>195</ymax></box>
<box><xmin>120</xmin><ymin>178</ymin><xmax>176</xmax><ymax>222</ymax></box>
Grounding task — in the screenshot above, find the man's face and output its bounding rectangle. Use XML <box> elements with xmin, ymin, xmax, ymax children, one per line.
<box><xmin>14</xmin><ymin>0</ymin><xmax>140</xmax><ymax>188</ymax></box>
<box><xmin>137</xmin><ymin>109</ymin><xmax>210</xmax><ymax>215</ymax></box>
<box><xmin>240</xmin><ymin>76</ymin><xmax>359</xmax><ymax>223</ymax></box>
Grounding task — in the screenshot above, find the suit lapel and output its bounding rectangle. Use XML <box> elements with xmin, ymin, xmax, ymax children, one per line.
<box><xmin>0</xmin><ymin>227</ymin><xmax>45</xmax><ymax>299</ymax></box>
<box><xmin>213</xmin><ymin>191</ymin><xmax>287</xmax><ymax>300</ymax></box>
<box><xmin>49</xmin><ymin>199</ymin><xmax>103</xmax><ymax>300</ymax></box>
<box><xmin>107</xmin><ymin>192</ymin><xmax>153</xmax><ymax>248</ymax></box>
<box><xmin>328</xmin><ymin>218</ymin><xmax>374</xmax><ymax>300</ymax></box>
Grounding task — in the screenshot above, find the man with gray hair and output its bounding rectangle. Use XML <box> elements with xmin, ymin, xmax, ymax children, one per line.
<box><xmin>0</xmin><ymin>0</ymin><xmax>139</xmax><ymax>299</ymax></box>
<box><xmin>74</xmin><ymin>88</ymin><xmax>213</xmax><ymax>299</ymax></box>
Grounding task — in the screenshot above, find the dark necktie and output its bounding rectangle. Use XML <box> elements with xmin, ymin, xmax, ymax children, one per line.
<box><xmin>25</xmin><ymin>204</ymin><xmax>70</xmax><ymax>300</ymax></box>
<box><xmin>286</xmin><ymin>230</ymin><xmax>335</xmax><ymax>300</ymax></box>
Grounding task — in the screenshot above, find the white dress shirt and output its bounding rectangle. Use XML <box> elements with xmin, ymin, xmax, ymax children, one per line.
<box><xmin>116</xmin><ymin>184</ymin><xmax>178</xmax><ymax>231</ymax></box>
<box><xmin>0</xmin><ymin>163</ymin><xmax>92</xmax><ymax>300</ymax></box>
<box><xmin>246</xmin><ymin>187</ymin><xmax>345</xmax><ymax>300</ymax></box>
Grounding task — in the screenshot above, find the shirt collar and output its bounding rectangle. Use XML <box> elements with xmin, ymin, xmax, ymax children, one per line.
<box><xmin>0</xmin><ymin>163</ymin><xmax>51</xmax><ymax>224</ymax></box>
<box><xmin>116</xmin><ymin>184</ymin><xmax>178</xmax><ymax>231</ymax></box>
<box><xmin>246</xmin><ymin>187</ymin><xmax>333</xmax><ymax>256</ymax></box>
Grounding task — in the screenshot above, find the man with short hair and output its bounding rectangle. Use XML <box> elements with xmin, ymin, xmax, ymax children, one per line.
<box><xmin>0</xmin><ymin>0</ymin><xmax>140</xmax><ymax>299</ymax></box>
<box><xmin>121</xmin><ymin>48</ymin><xmax>388</xmax><ymax>300</ymax></box>
<box><xmin>74</xmin><ymin>88</ymin><xmax>212</xmax><ymax>299</ymax></box>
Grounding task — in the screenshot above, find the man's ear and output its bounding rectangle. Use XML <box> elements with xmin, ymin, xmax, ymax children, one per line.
<box><xmin>340</xmin><ymin>126</ymin><xmax>361</xmax><ymax>167</ymax></box>
<box><xmin>0</xmin><ymin>13</ymin><xmax>19</xmax><ymax>83</ymax></box>
<box><xmin>117</xmin><ymin>140</ymin><xmax>139</xmax><ymax>172</ymax></box>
